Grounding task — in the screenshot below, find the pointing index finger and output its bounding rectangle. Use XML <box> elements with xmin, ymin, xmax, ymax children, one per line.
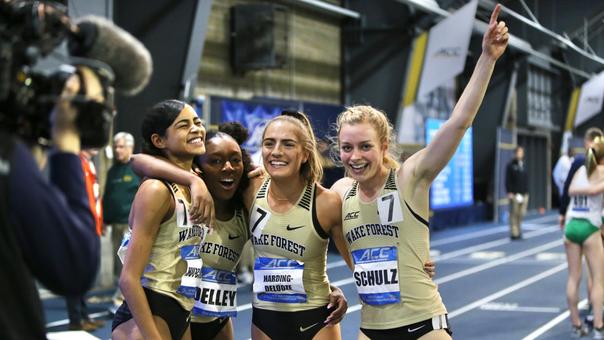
<box><xmin>490</xmin><ymin>4</ymin><xmax>501</xmax><ymax>25</ymax></box>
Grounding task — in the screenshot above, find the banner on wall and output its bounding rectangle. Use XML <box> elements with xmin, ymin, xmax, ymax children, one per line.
<box><xmin>211</xmin><ymin>96</ymin><xmax>343</xmax><ymax>164</ymax></box>
<box><xmin>397</xmin><ymin>1</ymin><xmax>475</xmax><ymax>145</ymax></box>
<box><xmin>219</xmin><ymin>99</ymin><xmax>283</xmax><ymax>155</ymax></box>
<box><xmin>574</xmin><ymin>71</ymin><xmax>604</xmax><ymax>127</ymax></box>
<box><xmin>425</xmin><ymin>118</ymin><xmax>474</xmax><ymax>209</ymax></box>
<box><xmin>417</xmin><ymin>0</ymin><xmax>477</xmax><ymax>99</ymax></box>
<box><xmin>398</xmin><ymin>79</ymin><xmax>457</xmax><ymax>144</ymax></box>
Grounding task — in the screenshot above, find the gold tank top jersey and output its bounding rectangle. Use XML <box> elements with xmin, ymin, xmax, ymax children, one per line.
<box><xmin>250</xmin><ymin>179</ymin><xmax>330</xmax><ymax>312</ymax></box>
<box><xmin>141</xmin><ymin>181</ymin><xmax>208</xmax><ymax>311</ymax></box>
<box><xmin>192</xmin><ymin>209</ymin><xmax>249</xmax><ymax>322</ymax></box>
<box><xmin>341</xmin><ymin>170</ymin><xmax>446</xmax><ymax>329</ymax></box>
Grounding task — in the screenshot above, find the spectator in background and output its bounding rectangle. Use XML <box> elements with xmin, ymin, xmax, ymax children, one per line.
<box><xmin>553</xmin><ymin>145</ymin><xmax>573</xmax><ymax>198</ymax></box>
<box><xmin>102</xmin><ymin>132</ymin><xmax>139</xmax><ymax>309</ymax></box>
<box><xmin>65</xmin><ymin>149</ymin><xmax>105</xmax><ymax>331</ymax></box>
<box><xmin>505</xmin><ymin>146</ymin><xmax>528</xmax><ymax>240</ymax></box>
<box><xmin>559</xmin><ymin>127</ymin><xmax>604</xmax><ymax>227</ymax></box>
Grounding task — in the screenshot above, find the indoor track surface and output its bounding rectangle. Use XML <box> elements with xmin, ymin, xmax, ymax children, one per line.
<box><xmin>43</xmin><ymin>212</ymin><xmax>592</xmax><ymax>339</ymax></box>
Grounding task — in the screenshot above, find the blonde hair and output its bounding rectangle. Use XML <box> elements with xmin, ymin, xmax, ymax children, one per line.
<box><xmin>263</xmin><ymin>112</ymin><xmax>323</xmax><ymax>184</ymax></box>
<box><xmin>586</xmin><ymin>137</ymin><xmax>604</xmax><ymax>176</ymax></box>
<box><xmin>336</xmin><ymin>105</ymin><xmax>399</xmax><ymax>169</ymax></box>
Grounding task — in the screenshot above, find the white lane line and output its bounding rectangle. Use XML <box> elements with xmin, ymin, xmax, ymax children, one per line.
<box><xmin>237</xmin><ymin>303</ymin><xmax>252</xmax><ymax>312</ymax></box>
<box><xmin>431</xmin><ymin>226</ymin><xmax>509</xmax><ymax>246</ymax></box>
<box><xmin>480</xmin><ymin>302</ymin><xmax>561</xmax><ymax>313</ymax></box>
<box><xmin>536</xmin><ymin>252</ymin><xmax>567</xmax><ymax>261</ymax></box>
<box><xmin>45</xmin><ymin>311</ymin><xmax>110</xmax><ymax>328</ymax></box>
<box><xmin>429</xmin><ymin>214</ymin><xmax>555</xmax><ymax>247</ymax></box>
<box><xmin>448</xmin><ymin>263</ymin><xmax>568</xmax><ymax>319</ymax></box>
<box><xmin>434</xmin><ymin>226</ymin><xmax>558</xmax><ymax>262</ymax></box>
<box><xmin>470</xmin><ymin>251</ymin><xmax>506</xmax><ymax>260</ymax></box>
<box><xmin>435</xmin><ymin>239</ymin><xmax>562</xmax><ymax>285</ymax></box>
<box><xmin>522</xmin><ymin>299</ymin><xmax>589</xmax><ymax>340</ymax></box>
<box><xmin>327</xmin><ymin>260</ymin><xmax>348</xmax><ymax>269</ymax></box>
<box><xmin>47</xmin><ymin>331</ymin><xmax>100</xmax><ymax>340</ymax></box>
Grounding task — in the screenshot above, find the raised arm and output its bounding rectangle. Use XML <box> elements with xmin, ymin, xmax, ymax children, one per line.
<box><xmin>408</xmin><ymin>4</ymin><xmax>508</xmax><ymax>186</ymax></box>
<box><xmin>130</xmin><ymin>154</ymin><xmax>215</xmax><ymax>227</ymax></box>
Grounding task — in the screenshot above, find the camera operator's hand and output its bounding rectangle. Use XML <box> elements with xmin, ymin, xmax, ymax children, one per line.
<box><xmin>51</xmin><ymin>66</ymin><xmax>104</xmax><ymax>154</ymax></box>
<box><xmin>51</xmin><ymin>74</ymin><xmax>80</xmax><ymax>154</ymax></box>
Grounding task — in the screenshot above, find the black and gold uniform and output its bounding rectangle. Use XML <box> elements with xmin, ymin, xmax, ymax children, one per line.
<box><xmin>190</xmin><ymin>209</ymin><xmax>249</xmax><ymax>339</ymax></box>
<box><xmin>140</xmin><ymin>182</ymin><xmax>208</xmax><ymax>308</ymax></box>
<box><xmin>250</xmin><ymin>179</ymin><xmax>334</xmax><ymax>339</ymax></box>
<box><xmin>342</xmin><ymin>170</ymin><xmax>448</xmax><ymax>336</ymax></box>
<box><xmin>112</xmin><ymin>181</ymin><xmax>209</xmax><ymax>339</ymax></box>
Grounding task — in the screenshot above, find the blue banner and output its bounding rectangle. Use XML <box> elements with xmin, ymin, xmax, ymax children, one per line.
<box><xmin>425</xmin><ymin>118</ymin><xmax>474</xmax><ymax>209</ymax></box>
<box><xmin>219</xmin><ymin>100</ymin><xmax>283</xmax><ymax>154</ymax></box>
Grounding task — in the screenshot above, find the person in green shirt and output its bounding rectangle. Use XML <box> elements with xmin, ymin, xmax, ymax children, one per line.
<box><xmin>103</xmin><ymin>131</ymin><xmax>140</xmax><ymax>309</ymax></box>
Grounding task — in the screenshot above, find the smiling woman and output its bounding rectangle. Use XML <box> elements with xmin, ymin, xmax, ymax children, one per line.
<box><xmin>241</xmin><ymin>112</ymin><xmax>350</xmax><ymax>340</ymax></box>
<box><xmin>111</xmin><ymin>100</ymin><xmax>210</xmax><ymax>340</ymax></box>
<box><xmin>127</xmin><ymin>122</ymin><xmax>256</xmax><ymax>340</ymax></box>
<box><xmin>330</xmin><ymin>4</ymin><xmax>509</xmax><ymax>339</ymax></box>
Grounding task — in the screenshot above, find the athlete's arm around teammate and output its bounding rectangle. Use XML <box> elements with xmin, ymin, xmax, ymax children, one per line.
<box><xmin>130</xmin><ymin>153</ymin><xmax>216</xmax><ymax>227</ymax></box>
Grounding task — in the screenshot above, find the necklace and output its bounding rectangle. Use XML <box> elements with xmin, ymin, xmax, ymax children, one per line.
<box><xmin>269</xmin><ymin>187</ymin><xmax>292</xmax><ymax>201</ymax></box>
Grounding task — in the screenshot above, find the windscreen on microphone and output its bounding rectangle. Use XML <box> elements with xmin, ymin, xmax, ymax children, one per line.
<box><xmin>68</xmin><ymin>15</ymin><xmax>153</xmax><ymax>96</ymax></box>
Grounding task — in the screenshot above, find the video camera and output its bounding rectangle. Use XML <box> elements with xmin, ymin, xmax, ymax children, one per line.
<box><xmin>0</xmin><ymin>0</ymin><xmax>152</xmax><ymax>148</ymax></box>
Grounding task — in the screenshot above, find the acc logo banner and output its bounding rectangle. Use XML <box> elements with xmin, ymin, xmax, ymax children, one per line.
<box><xmin>417</xmin><ymin>0</ymin><xmax>478</xmax><ymax>98</ymax></box>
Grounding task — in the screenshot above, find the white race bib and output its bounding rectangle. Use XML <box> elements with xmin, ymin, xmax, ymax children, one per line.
<box><xmin>193</xmin><ymin>267</ymin><xmax>237</xmax><ymax>317</ymax></box>
<box><xmin>117</xmin><ymin>230</ymin><xmax>131</xmax><ymax>264</ymax></box>
<box><xmin>177</xmin><ymin>245</ymin><xmax>202</xmax><ymax>298</ymax></box>
<box><xmin>572</xmin><ymin>195</ymin><xmax>588</xmax><ymax>212</ymax></box>
<box><xmin>250</xmin><ymin>207</ymin><xmax>271</xmax><ymax>239</ymax></box>
<box><xmin>253</xmin><ymin>257</ymin><xmax>306</xmax><ymax>303</ymax></box>
<box><xmin>377</xmin><ymin>193</ymin><xmax>404</xmax><ymax>224</ymax></box>
<box><xmin>352</xmin><ymin>246</ymin><xmax>400</xmax><ymax>305</ymax></box>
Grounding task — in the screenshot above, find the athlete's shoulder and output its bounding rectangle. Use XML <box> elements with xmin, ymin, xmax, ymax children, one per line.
<box><xmin>315</xmin><ymin>183</ymin><xmax>342</xmax><ymax>207</ymax></box>
<box><xmin>138</xmin><ymin>178</ymin><xmax>171</xmax><ymax>197</ymax></box>
<box><xmin>331</xmin><ymin>177</ymin><xmax>354</xmax><ymax>199</ymax></box>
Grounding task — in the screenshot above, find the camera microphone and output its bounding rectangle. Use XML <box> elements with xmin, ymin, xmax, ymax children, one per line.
<box><xmin>67</xmin><ymin>15</ymin><xmax>153</xmax><ymax>96</ymax></box>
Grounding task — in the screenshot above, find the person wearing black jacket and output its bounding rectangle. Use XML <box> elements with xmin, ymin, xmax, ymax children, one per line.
<box><xmin>0</xmin><ymin>67</ymin><xmax>101</xmax><ymax>339</ymax></box>
<box><xmin>505</xmin><ymin>146</ymin><xmax>528</xmax><ymax>240</ymax></box>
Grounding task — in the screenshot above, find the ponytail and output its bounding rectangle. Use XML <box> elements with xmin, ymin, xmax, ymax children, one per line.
<box><xmin>586</xmin><ymin>147</ymin><xmax>598</xmax><ymax>176</ymax></box>
<box><xmin>585</xmin><ymin>138</ymin><xmax>604</xmax><ymax>176</ymax></box>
